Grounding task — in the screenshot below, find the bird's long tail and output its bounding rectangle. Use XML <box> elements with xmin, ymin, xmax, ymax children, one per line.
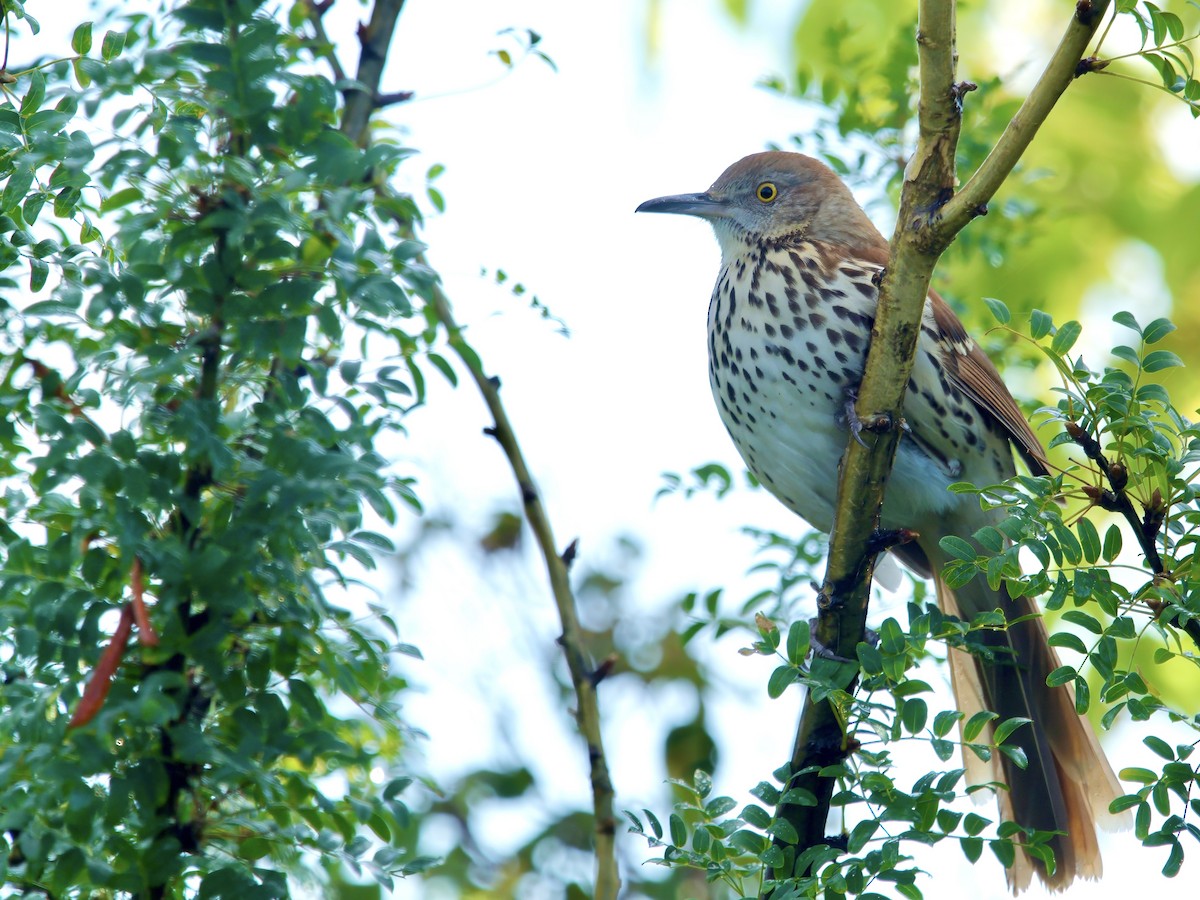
<box><xmin>932</xmin><ymin>566</ymin><xmax>1127</xmax><ymax>893</ymax></box>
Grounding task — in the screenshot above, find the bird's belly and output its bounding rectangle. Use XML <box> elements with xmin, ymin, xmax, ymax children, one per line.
<box><xmin>709</xmin><ymin>331</ymin><xmax>965</xmax><ymax>535</ymax></box>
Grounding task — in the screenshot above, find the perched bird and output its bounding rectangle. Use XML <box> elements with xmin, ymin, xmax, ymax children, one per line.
<box><xmin>637</xmin><ymin>151</ymin><xmax>1124</xmax><ymax>892</ymax></box>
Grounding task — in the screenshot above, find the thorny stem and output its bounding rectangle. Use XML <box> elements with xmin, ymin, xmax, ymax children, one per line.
<box><xmin>306</xmin><ymin>2</ymin><xmax>621</xmax><ymax>896</ymax></box>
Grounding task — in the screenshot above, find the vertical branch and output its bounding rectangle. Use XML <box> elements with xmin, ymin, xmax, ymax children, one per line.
<box><xmin>775</xmin><ymin>0</ymin><xmax>962</xmax><ymax>870</ymax></box>
<box><xmin>774</xmin><ymin>0</ymin><xmax>1114</xmax><ymax>880</ymax></box>
<box><xmin>339</xmin><ymin>0</ymin><xmax>407</xmax><ymax>145</ymax></box>
<box><xmin>312</xmin><ymin>3</ymin><xmax>620</xmax><ymax>896</ymax></box>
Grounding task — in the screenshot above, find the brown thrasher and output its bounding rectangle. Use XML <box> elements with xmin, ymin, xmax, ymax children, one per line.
<box><xmin>637</xmin><ymin>151</ymin><xmax>1125</xmax><ymax>892</ymax></box>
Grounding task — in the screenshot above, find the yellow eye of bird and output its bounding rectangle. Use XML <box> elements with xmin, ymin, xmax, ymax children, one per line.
<box><xmin>756</xmin><ymin>182</ymin><xmax>778</xmax><ymax>202</ymax></box>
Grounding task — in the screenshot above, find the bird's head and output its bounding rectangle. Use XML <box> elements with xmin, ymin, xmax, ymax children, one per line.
<box><xmin>636</xmin><ymin>151</ymin><xmax>884</xmax><ymax>259</ymax></box>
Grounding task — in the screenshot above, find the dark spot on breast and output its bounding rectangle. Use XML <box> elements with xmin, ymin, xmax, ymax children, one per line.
<box><xmin>810</xmin><ymin>313</ymin><xmax>826</xmax><ymax>328</ymax></box>
<box><xmin>780</xmin><ymin>324</ymin><xmax>794</xmax><ymax>339</ymax></box>
<box><xmin>764</xmin><ymin>323</ymin><xmax>776</xmax><ymax>337</ymax></box>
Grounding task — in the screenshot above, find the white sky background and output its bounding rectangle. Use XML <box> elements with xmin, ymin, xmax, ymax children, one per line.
<box><xmin>34</xmin><ymin>1</ymin><xmax>1199</xmax><ymax>897</ymax></box>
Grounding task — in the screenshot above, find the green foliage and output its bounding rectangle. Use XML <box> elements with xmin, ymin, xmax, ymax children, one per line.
<box><xmin>631</xmin><ymin>6</ymin><xmax>1200</xmax><ymax>894</ymax></box>
<box><xmin>0</xmin><ymin>1</ymin><xmax>447</xmax><ymax>894</ymax></box>
<box><xmin>636</xmin><ymin>298</ymin><xmax>1200</xmax><ymax>895</ymax></box>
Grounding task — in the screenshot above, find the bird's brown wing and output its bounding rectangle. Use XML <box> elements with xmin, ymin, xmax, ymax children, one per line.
<box><xmin>928</xmin><ymin>292</ymin><xmax>1050</xmax><ymax>477</ymax></box>
<box><xmin>845</xmin><ymin>245</ymin><xmax>1049</xmax><ymax>477</ymax></box>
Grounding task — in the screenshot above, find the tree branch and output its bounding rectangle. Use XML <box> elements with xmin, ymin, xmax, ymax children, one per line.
<box><xmin>775</xmin><ymin>1</ymin><xmax>962</xmax><ymax>869</ymax></box>
<box><xmin>937</xmin><ymin>0</ymin><xmax>1112</xmax><ymax>235</ymax></box>
<box><xmin>313</xmin><ymin>3</ymin><xmax>620</xmax><ymax>895</ymax></box>
<box><xmin>340</xmin><ymin>0</ymin><xmax>407</xmax><ymax>146</ymax></box>
<box><xmin>776</xmin><ymin>0</ymin><xmax>1112</xmax><ymax>878</ymax></box>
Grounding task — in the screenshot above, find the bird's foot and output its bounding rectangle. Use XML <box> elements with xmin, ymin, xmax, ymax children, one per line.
<box><xmin>808</xmin><ymin>618</ymin><xmax>879</xmax><ymax>663</ymax></box>
<box><xmin>867</xmin><ymin>527</ymin><xmax>918</xmax><ymax>556</ymax></box>
<box><xmin>843</xmin><ymin>388</ymin><xmax>903</xmax><ymax>447</ymax></box>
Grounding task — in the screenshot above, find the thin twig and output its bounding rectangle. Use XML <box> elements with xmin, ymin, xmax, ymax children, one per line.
<box><xmin>937</xmin><ymin>0</ymin><xmax>1113</xmax><ymax>236</ymax></box>
<box><xmin>311</xmin><ymin>2</ymin><xmax>621</xmax><ymax>895</ymax></box>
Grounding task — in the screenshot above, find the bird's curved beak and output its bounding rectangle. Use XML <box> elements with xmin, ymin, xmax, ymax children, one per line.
<box><xmin>635</xmin><ymin>192</ymin><xmax>731</xmax><ymax>219</ymax></box>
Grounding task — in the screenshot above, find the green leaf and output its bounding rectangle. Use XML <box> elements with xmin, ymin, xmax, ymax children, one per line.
<box><xmin>1029</xmin><ymin>309</ymin><xmax>1053</xmax><ymax>340</ymax></box>
<box><xmin>856</xmin><ymin>641</ymin><xmax>884</xmax><ymax>676</ymax></box>
<box><xmin>1076</xmin><ymin>517</ymin><xmax>1101</xmax><ymax>563</ymax></box>
<box><xmin>1142</xmin><ymin>317</ymin><xmax>1177</xmax><ymax>344</ymax></box>
<box><xmin>1062</xmin><ymin>609</ymin><xmax>1102</xmax><ymax>633</ymax></box>
<box><xmin>741</xmin><ymin>804</ymin><xmax>772</xmax><ymax>829</ymax></box>
<box><xmin>939</xmin><ymin>535</ymin><xmax>976</xmax><ymax>562</ymax></box>
<box><xmin>963</xmin><ymin>711</ymin><xmax>998</xmax><ymax>742</ymax></box>
<box><xmin>1102</xmin><ymin>524</ymin><xmax>1122</xmax><ymax>562</ymax></box>
<box><xmin>1</xmin><ymin>160</ymin><xmax>34</xmax><ymax>215</ymax></box>
<box><xmin>644</xmin><ymin>808</ymin><xmax>663</xmax><ymax>838</ymax></box>
<box><xmin>20</xmin><ymin>70</ymin><xmax>46</xmax><ymax>115</ymax></box>
<box><xmin>768</xmin><ymin>816</ymin><xmax>799</xmax><ymax>845</ymax></box>
<box><xmin>933</xmin><ymin>709</ymin><xmax>962</xmax><ymax>737</ymax></box>
<box><xmin>1120</xmin><ymin>767</ymin><xmax>1159</xmax><ymax>784</ymax></box>
<box><xmin>669</xmin><ymin>813</ymin><xmax>687</xmax><ymax>847</ymax></box>
<box><xmin>29</xmin><ymin>257</ymin><xmax>47</xmax><ymax>292</ymax></box>
<box><xmin>963</xmin><ymin>812</ymin><xmax>991</xmax><ymax>836</ymax></box>
<box><xmin>1112</xmin><ymin>310</ymin><xmax>1141</xmax><ymax>333</ymax></box>
<box><xmin>1048</xmin><ymin>631</ymin><xmax>1088</xmax><ymax>655</ymax></box>
<box><xmin>901</xmin><ymin>698</ymin><xmax>928</xmax><ymax>735</ymax></box>
<box><xmin>983</xmin><ymin>297</ymin><xmax>1010</xmax><ymax>324</ymax></box>
<box><xmin>993</xmin><ymin>717</ymin><xmax>1030</xmax><ymax>746</ymax></box>
<box><xmin>786</xmin><ymin>619</ymin><xmax>810</xmax><ymax>665</ymax></box>
<box><xmin>1047</xmin><ymin>666</ymin><xmax>1077</xmax><ymax>687</ymax></box>
<box><xmin>1144</xmin><ymin>735</ymin><xmax>1176</xmax><ymax>761</ymax></box>
<box><xmin>1051</xmin><ymin>320</ymin><xmax>1082</xmax><ymax>355</ymax></box>
<box><xmin>1074</xmin><ymin>675</ymin><xmax>1090</xmax><ymax>714</ymax></box>
<box><xmin>847</xmin><ymin>819</ymin><xmax>878</xmax><ymax>852</ymax></box>
<box><xmin>101</xmin><ymin>30</ymin><xmax>127</xmax><ymax>61</ymax></box>
<box><xmin>72</xmin><ymin>22</ymin><xmax>93</xmax><ymax>55</ymax></box>
<box><xmin>1141</xmin><ymin>349</ymin><xmax>1183</xmax><ymax>372</ymax></box>
<box><xmin>767</xmin><ymin>665</ymin><xmax>799</xmax><ymax>699</ymax></box>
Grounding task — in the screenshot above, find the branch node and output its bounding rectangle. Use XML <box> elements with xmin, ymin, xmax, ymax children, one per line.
<box><xmin>487</xmin><ymin>375</ymin><xmax>502</xmax><ymax>390</ymax></box>
<box><xmin>519</xmin><ymin>482</ymin><xmax>538</xmax><ymax>504</ymax></box>
<box><xmin>973</xmin><ymin>202</ymin><xmax>989</xmax><ymax>218</ymax></box>
<box><xmin>482</xmin><ymin>425</ymin><xmax>499</xmax><ymax>439</ymax></box>
<box><xmin>375</xmin><ymin>90</ymin><xmax>415</xmax><ymax>108</ymax></box>
<box><xmin>561</xmin><ymin>538</ymin><xmax>579</xmax><ymax>568</ymax></box>
<box><xmin>1075</xmin><ymin>0</ymin><xmax>1103</xmax><ymax>27</ymax></box>
<box><xmin>1075</xmin><ymin>55</ymin><xmax>1110</xmax><ymax>77</ymax></box>
<box><xmin>589</xmin><ymin>654</ymin><xmax>618</xmax><ymax>686</ymax></box>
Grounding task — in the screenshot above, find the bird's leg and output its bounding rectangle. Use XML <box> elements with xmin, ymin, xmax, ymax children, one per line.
<box><xmin>842</xmin><ymin>386</ymin><xmax>909</xmax><ymax>447</ymax></box>
<box><xmin>867</xmin><ymin>527</ymin><xmax>918</xmax><ymax>556</ymax></box>
<box><xmin>808</xmin><ymin>616</ymin><xmax>879</xmax><ymax>662</ymax></box>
